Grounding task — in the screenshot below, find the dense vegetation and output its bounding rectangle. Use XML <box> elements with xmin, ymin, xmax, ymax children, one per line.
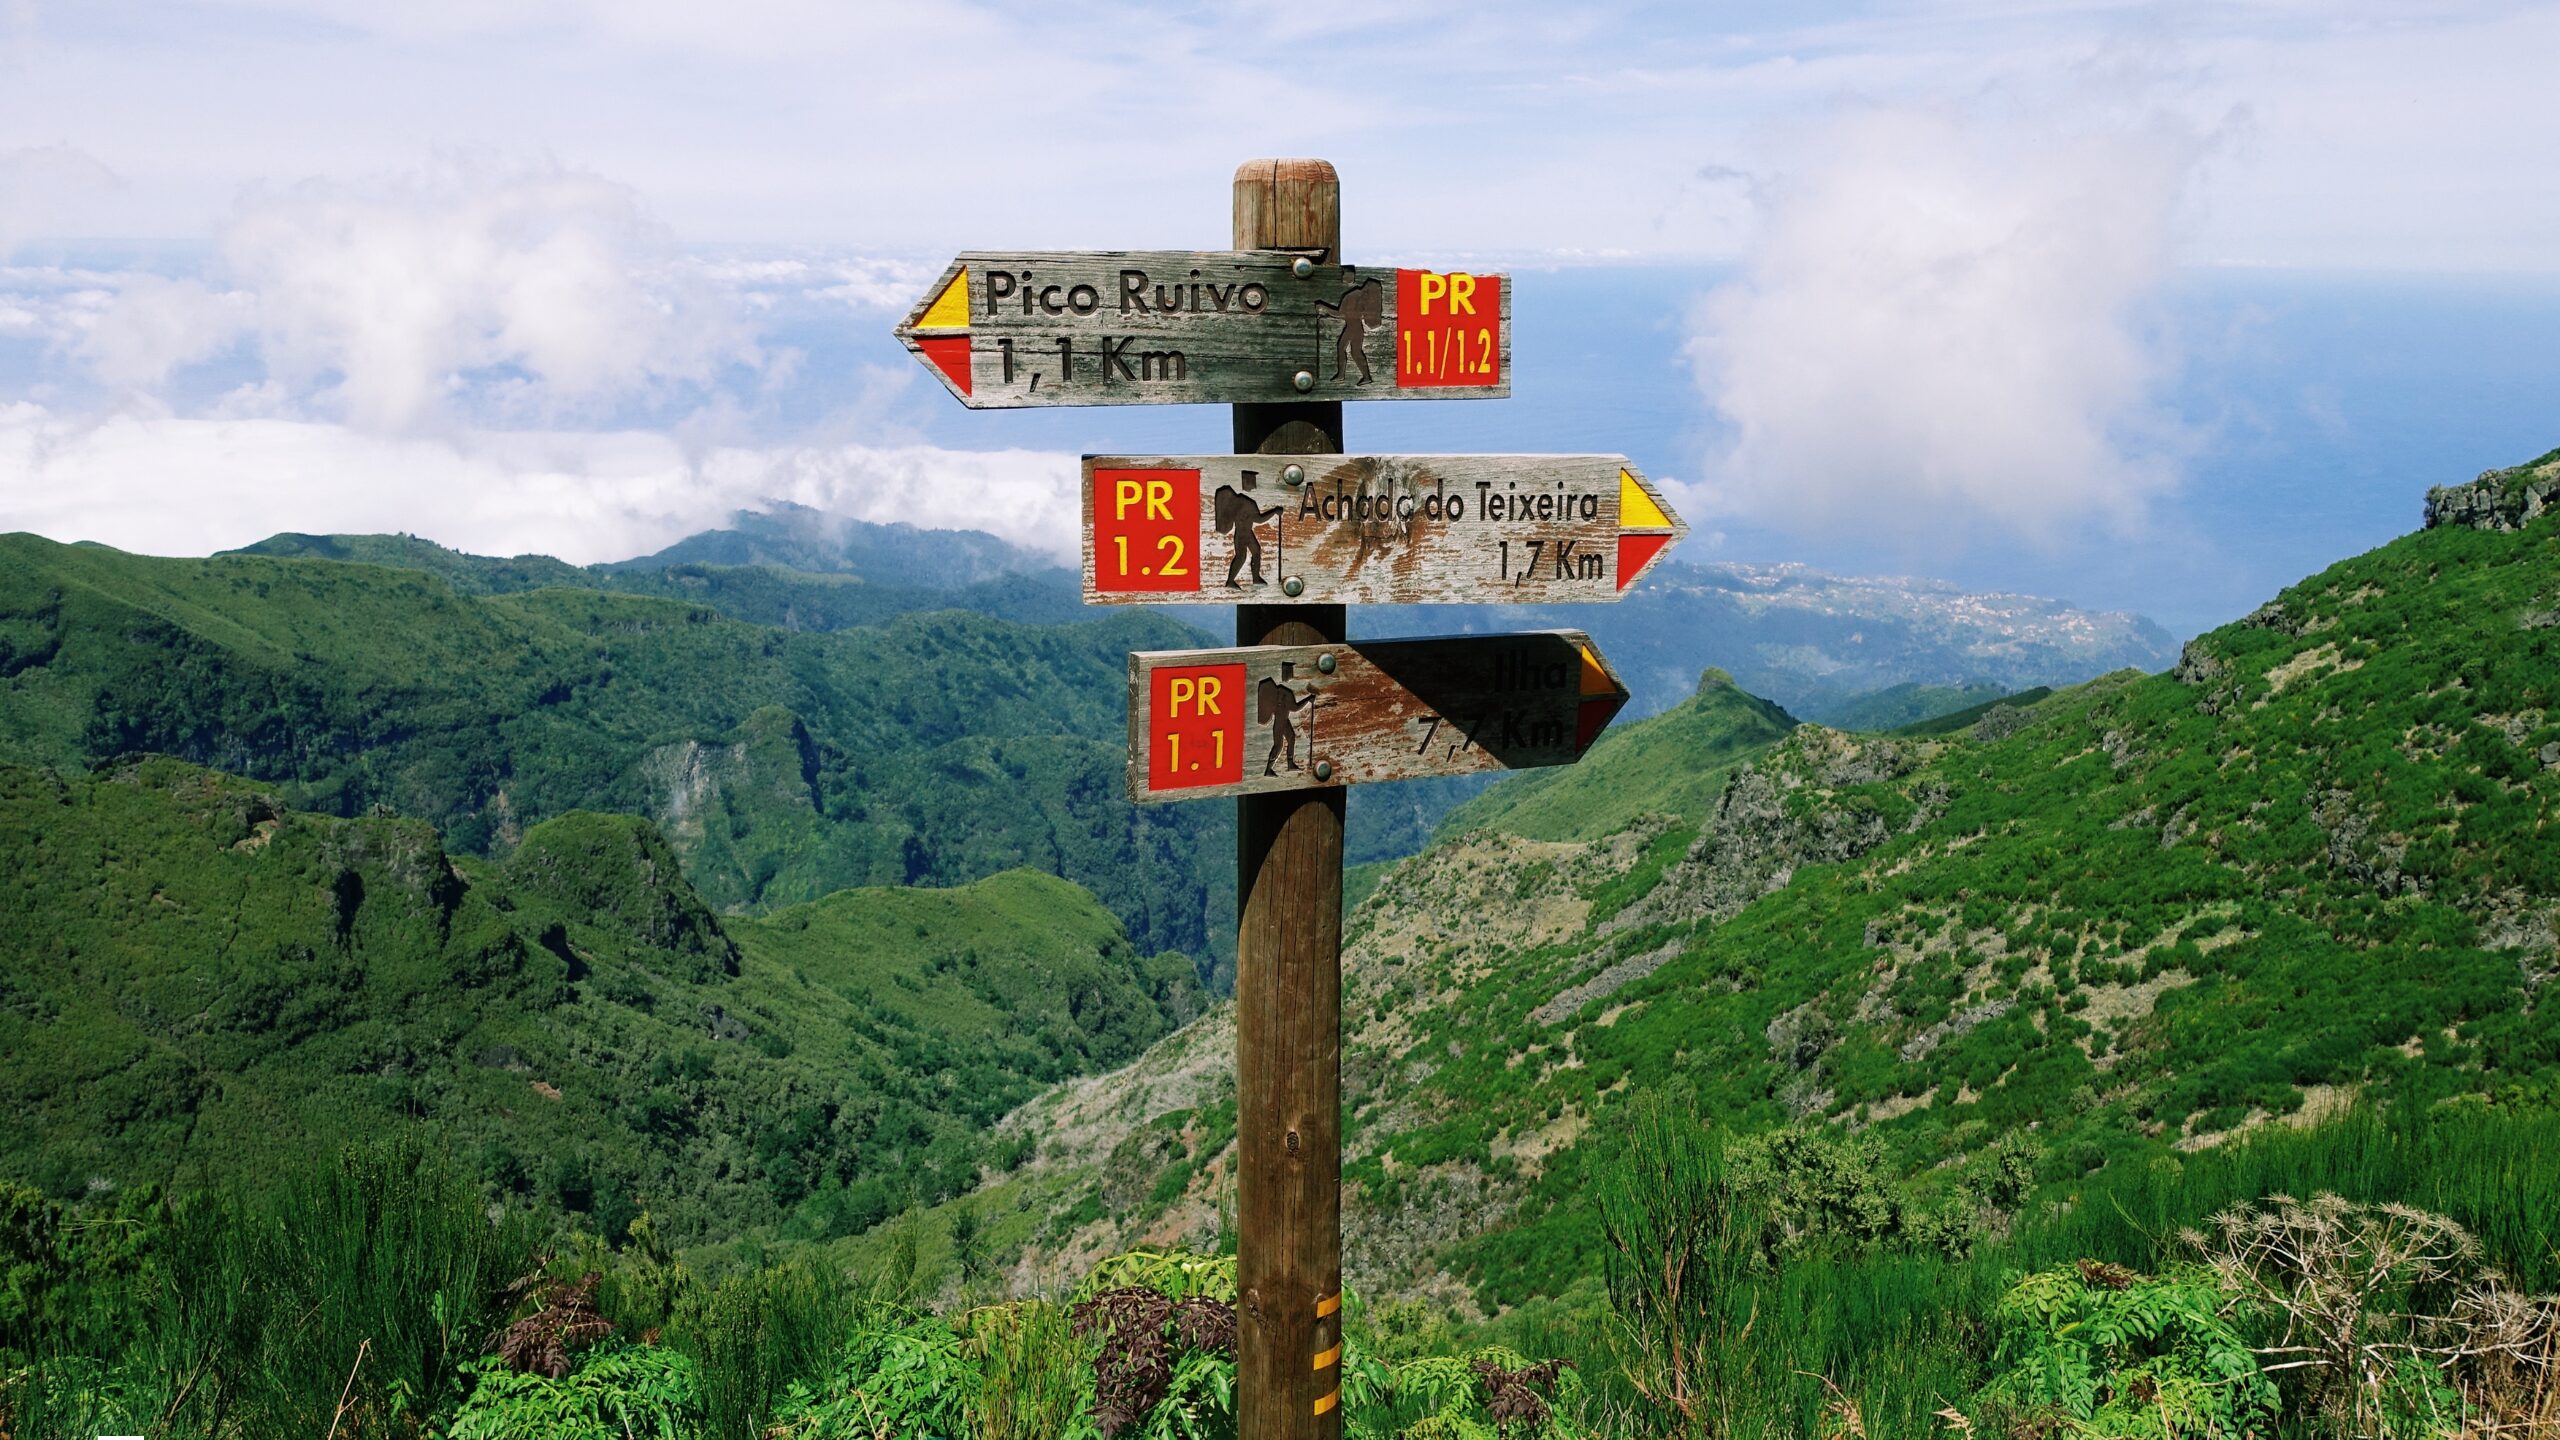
<box><xmin>1309</xmin><ymin>470</ymin><xmax>2560</xmax><ymax>1321</ymax></box>
<box><xmin>5</xmin><ymin>1104</ymin><xmax>2550</xmax><ymax>1437</ymax></box>
<box><xmin>0</xmin><ymin>757</ymin><xmax>1201</xmax><ymax>1250</ymax></box>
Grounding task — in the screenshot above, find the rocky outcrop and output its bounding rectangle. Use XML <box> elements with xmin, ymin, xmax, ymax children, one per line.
<box><xmin>2424</xmin><ymin>456</ymin><xmax>2560</xmax><ymax>531</ymax></box>
<box><xmin>1604</xmin><ymin>728</ymin><xmax>1926</xmax><ymax>934</ymax></box>
<box><xmin>1532</xmin><ymin>939</ymin><xmax>1684</xmax><ymax>1025</ymax></box>
<box><xmin>2171</xmin><ymin>639</ymin><xmax>2227</xmax><ymax>688</ymax></box>
<box><xmin>2308</xmin><ymin>788</ymin><xmax>2424</xmax><ymax>899</ymax></box>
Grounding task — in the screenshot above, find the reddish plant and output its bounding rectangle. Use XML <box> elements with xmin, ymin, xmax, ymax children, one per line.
<box><xmin>1474</xmin><ymin>1355</ymin><xmax>1572</xmax><ymax>1431</ymax></box>
<box><xmin>491</xmin><ymin>1271</ymin><xmax>615</xmax><ymax>1378</ymax></box>
<box><xmin>1070</xmin><ymin>1284</ymin><xmax>1237</xmax><ymax>1439</ymax></box>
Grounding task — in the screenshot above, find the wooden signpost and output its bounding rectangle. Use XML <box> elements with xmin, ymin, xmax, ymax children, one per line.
<box><xmin>894</xmin><ymin>158</ymin><xmax>1682</xmax><ymax>1439</ymax></box>
<box><xmin>1084</xmin><ymin>455</ymin><xmax>1686</xmax><ymax>605</ymax></box>
<box><xmin>1126</xmin><ymin>632</ymin><xmax>1629</xmax><ymax>803</ymax></box>
<box><xmin>895</xmin><ymin>251</ymin><xmax>1511</xmax><ymax>407</ymax></box>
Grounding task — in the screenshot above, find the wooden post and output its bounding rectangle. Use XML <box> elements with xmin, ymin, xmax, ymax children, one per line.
<box><xmin>1231</xmin><ymin>157</ymin><xmax>1345</xmax><ymax>1440</ymax></box>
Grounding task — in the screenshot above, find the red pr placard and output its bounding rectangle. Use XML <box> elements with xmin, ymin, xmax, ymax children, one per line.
<box><xmin>1395</xmin><ymin>270</ymin><xmax>1501</xmax><ymax>389</ymax></box>
<box><xmin>1092</xmin><ymin>467</ymin><xmax>1203</xmax><ymax>593</ymax></box>
<box><xmin>1147</xmin><ymin>663</ymin><xmax>1246</xmax><ymax>792</ymax></box>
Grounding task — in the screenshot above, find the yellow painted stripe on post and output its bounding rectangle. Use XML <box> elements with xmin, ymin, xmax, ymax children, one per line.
<box><xmin>1313</xmin><ymin>1342</ymin><xmax>1341</xmax><ymax>1371</ymax></box>
<box><xmin>916</xmin><ymin>269</ymin><xmax>970</xmax><ymax>331</ymax></box>
<box><xmin>1314</xmin><ymin>1292</ymin><xmax>1340</xmax><ymax>1318</ymax></box>
<box><xmin>1313</xmin><ymin>1387</ymin><xmax>1340</xmax><ymax>1416</ymax></box>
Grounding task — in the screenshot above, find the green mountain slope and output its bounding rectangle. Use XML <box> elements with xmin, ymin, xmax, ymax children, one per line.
<box><xmin>0</xmin><ymin>533</ymin><xmax>1230</xmax><ymax>967</ymax></box>
<box><xmin>956</xmin><ymin>460</ymin><xmax>2560</xmax><ymax>1308</ymax></box>
<box><xmin>0</xmin><ymin>757</ymin><xmax>1201</xmax><ymax>1246</ymax></box>
<box><xmin>1434</xmin><ymin>667</ymin><xmax>1800</xmax><ymax>843</ymax></box>
<box><xmin>1826</xmin><ymin>679</ymin><xmax>2018</xmax><ymax>731</ymax></box>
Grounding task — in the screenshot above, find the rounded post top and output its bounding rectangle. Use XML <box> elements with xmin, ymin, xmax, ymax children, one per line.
<box><xmin>1232</xmin><ymin>158</ymin><xmax>1338</xmax><ymax>186</ymax></box>
<box><xmin>1233</xmin><ymin>158</ymin><xmax>1339</xmax><ymax>253</ymax></box>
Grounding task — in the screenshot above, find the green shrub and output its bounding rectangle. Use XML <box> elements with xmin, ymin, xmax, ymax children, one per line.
<box><xmin>1972</xmin><ymin>1262</ymin><xmax>2276</xmax><ymax>1439</ymax></box>
<box><xmin>766</xmin><ymin>1308</ymin><xmax>980</xmax><ymax>1439</ymax></box>
<box><xmin>447</xmin><ymin>1342</ymin><xmax>699</xmax><ymax>1440</ymax></box>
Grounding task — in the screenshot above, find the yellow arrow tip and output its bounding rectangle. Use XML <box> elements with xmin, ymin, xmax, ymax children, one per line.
<box><xmin>1619</xmin><ymin>468</ymin><xmax>1673</xmax><ymax>531</ymax></box>
<box><xmin>1578</xmin><ymin>644</ymin><xmax>1617</xmax><ymax>696</ymax></box>
<box><xmin>916</xmin><ymin>268</ymin><xmax>969</xmax><ymax>331</ymax></box>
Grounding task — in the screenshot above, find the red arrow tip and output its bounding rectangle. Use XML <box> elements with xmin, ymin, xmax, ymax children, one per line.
<box><xmin>1576</xmin><ymin>694</ymin><xmax>1626</xmax><ymax>753</ymax></box>
<box><xmin>1616</xmin><ymin>532</ymin><xmax>1672</xmax><ymax>589</ymax></box>
<box><xmin>917</xmin><ymin>335</ymin><xmax>972</xmax><ymax>397</ymax></box>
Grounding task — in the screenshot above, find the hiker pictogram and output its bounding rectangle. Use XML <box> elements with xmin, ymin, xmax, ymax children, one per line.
<box><xmin>1314</xmin><ymin>272</ymin><xmax>1383</xmax><ymax>384</ymax></box>
<box><xmin>1215</xmin><ymin>471</ymin><xmax>1286</xmax><ymax>588</ymax></box>
<box><xmin>1258</xmin><ymin>662</ymin><xmax>1320</xmax><ymax>775</ymax></box>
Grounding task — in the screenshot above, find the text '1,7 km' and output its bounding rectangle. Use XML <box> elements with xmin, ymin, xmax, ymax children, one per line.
<box><xmin>894</xmin><ymin>251</ymin><xmax>1510</xmax><ymax>407</ymax></box>
<box><xmin>1085</xmin><ymin>454</ymin><xmax>1686</xmax><ymax>605</ymax></box>
<box><xmin>1126</xmin><ymin>632</ymin><xmax>1629</xmax><ymax>803</ymax></box>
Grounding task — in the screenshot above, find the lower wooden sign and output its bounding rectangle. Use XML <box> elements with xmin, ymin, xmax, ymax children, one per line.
<box><xmin>1126</xmin><ymin>631</ymin><xmax>1629</xmax><ymax>804</ymax></box>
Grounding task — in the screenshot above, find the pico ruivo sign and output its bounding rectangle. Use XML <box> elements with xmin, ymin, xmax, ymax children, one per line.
<box><xmin>894</xmin><ymin>251</ymin><xmax>1510</xmax><ymax>407</ymax></box>
<box><xmin>1083</xmin><ymin>454</ymin><xmax>1687</xmax><ymax>605</ymax></box>
<box><xmin>1126</xmin><ymin>631</ymin><xmax>1629</xmax><ymax>804</ymax></box>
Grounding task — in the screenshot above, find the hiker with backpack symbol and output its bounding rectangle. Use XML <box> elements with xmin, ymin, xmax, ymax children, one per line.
<box><xmin>1215</xmin><ymin>470</ymin><xmax>1285</xmax><ymax>588</ymax></box>
<box><xmin>1259</xmin><ymin>662</ymin><xmax>1319</xmax><ymax>775</ymax></box>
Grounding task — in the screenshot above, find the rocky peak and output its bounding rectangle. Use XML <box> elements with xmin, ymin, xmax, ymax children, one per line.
<box><xmin>2424</xmin><ymin>450</ymin><xmax>2560</xmax><ymax>531</ymax></box>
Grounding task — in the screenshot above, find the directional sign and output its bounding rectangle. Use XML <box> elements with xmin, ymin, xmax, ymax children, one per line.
<box><xmin>1126</xmin><ymin>631</ymin><xmax>1628</xmax><ymax>804</ymax></box>
<box><xmin>1084</xmin><ymin>454</ymin><xmax>1686</xmax><ymax>605</ymax></box>
<box><xmin>894</xmin><ymin>251</ymin><xmax>1510</xmax><ymax>408</ymax></box>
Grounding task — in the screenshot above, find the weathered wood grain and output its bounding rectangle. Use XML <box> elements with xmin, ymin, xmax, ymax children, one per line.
<box><xmin>1082</xmin><ymin>454</ymin><xmax>1688</xmax><ymax>605</ymax></box>
<box><xmin>1230</xmin><ymin>156</ymin><xmax>1346</xmax><ymax>1440</ymax></box>
<box><xmin>892</xmin><ymin>250</ymin><xmax>1510</xmax><ymax>408</ymax></box>
<box><xmin>1125</xmin><ymin>631</ymin><xmax>1630</xmax><ymax>805</ymax></box>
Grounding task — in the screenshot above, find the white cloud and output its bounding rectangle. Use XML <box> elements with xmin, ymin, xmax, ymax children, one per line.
<box><xmin>211</xmin><ymin>157</ymin><xmax>759</xmax><ymax>430</ymax></box>
<box><xmin>76</xmin><ymin>275</ymin><xmax>254</xmax><ymax>387</ymax></box>
<box><xmin>1685</xmin><ymin>97</ymin><xmax>2213</xmax><ymax>547</ymax></box>
<box><xmin>0</xmin><ymin>402</ymin><xmax>1077</xmax><ymax>564</ymax></box>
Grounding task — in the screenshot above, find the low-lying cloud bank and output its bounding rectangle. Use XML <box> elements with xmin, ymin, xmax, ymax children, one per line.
<box><xmin>0</xmin><ymin>403</ymin><xmax>1077</xmax><ymax>565</ymax></box>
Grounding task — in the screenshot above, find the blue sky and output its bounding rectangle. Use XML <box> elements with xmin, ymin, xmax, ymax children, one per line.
<box><xmin>3</xmin><ymin>2</ymin><xmax>2557</xmax><ymax>636</ymax></box>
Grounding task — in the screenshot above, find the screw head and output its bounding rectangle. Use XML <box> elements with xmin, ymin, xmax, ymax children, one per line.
<box><xmin>1314</xmin><ymin>760</ymin><xmax>1334</xmax><ymax>782</ymax></box>
<box><xmin>1292</xmin><ymin>256</ymin><xmax>1314</xmax><ymax>278</ymax></box>
<box><xmin>1282</xmin><ymin>576</ymin><xmax>1304</xmax><ymax>597</ymax></box>
<box><xmin>1281</xmin><ymin>463</ymin><xmax>1306</xmax><ymax>486</ymax></box>
<box><xmin>1316</xmin><ymin>652</ymin><xmax>1336</xmax><ymax>674</ymax></box>
<box><xmin>1292</xmin><ymin>370</ymin><xmax>1314</xmax><ymax>392</ymax></box>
